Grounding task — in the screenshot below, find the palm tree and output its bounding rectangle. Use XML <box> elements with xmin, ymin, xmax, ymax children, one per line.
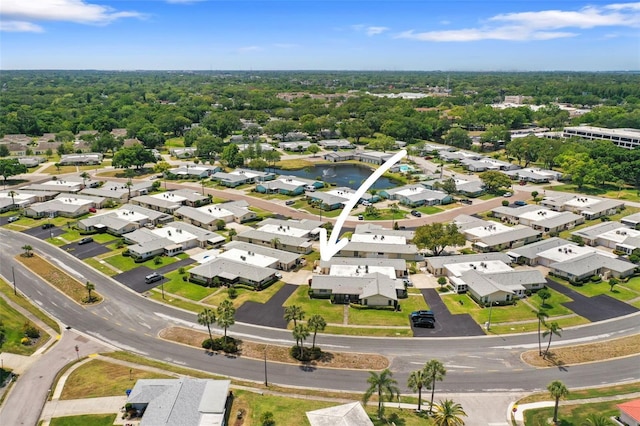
<box><xmin>270</xmin><ymin>237</ymin><xmax>280</xmax><ymax>249</ymax></box>
<box><xmin>547</xmin><ymin>380</ymin><xmax>569</xmax><ymax>424</ymax></box>
<box><xmin>362</xmin><ymin>369</ymin><xmax>400</xmax><ymax>420</ymax></box>
<box><xmin>581</xmin><ymin>413</ymin><xmax>614</xmax><ymax>426</ymax></box>
<box><xmin>307</xmin><ymin>314</ymin><xmax>326</xmax><ymax>350</ymax></box>
<box><xmin>85</xmin><ymin>281</ymin><xmax>95</xmax><ymax>302</ymax></box>
<box><xmin>534</xmin><ymin>308</ymin><xmax>549</xmax><ymax>356</ymax></box>
<box><xmin>424</xmin><ymin>359</ymin><xmax>447</xmax><ymax>413</ymax></box>
<box><xmin>197</xmin><ymin>308</ymin><xmax>217</xmax><ymax>344</ymax></box>
<box><xmin>79</xmin><ymin>171</ymin><xmax>90</xmax><ymax>188</ymax></box>
<box><xmin>228</xmin><ymin>228</ymin><xmax>237</xmax><ymax>241</ymax></box>
<box><xmin>216</xmin><ymin>299</ymin><xmax>236</xmax><ymax>343</ymax></box>
<box><xmin>54</xmin><ymin>163</ymin><xmax>61</xmax><ymax>173</ymax></box>
<box><xmin>125</xmin><ymin>180</ymin><xmax>133</xmax><ymax>200</ymax></box>
<box><xmin>292</xmin><ymin>323</ymin><xmax>309</xmax><ymax>353</ymax></box>
<box><xmin>407</xmin><ymin>369</ymin><xmax>428</xmax><ymax>412</ymax></box>
<box><xmin>432</xmin><ymin>399</ymin><xmax>467</xmax><ymax>426</ymax></box>
<box><xmin>390</xmin><ymin>203</ymin><xmax>400</xmax><ymax>229</ymax></box>
<box><xmin>8</xmin><ymin>190</ymin><xmax>16</xmax><ymax>207</ymax></box>
<box><xmin>284</xmin><ymin>305</ymin><xmax>305</xmax><ymax>328</ymax></box>
<box><xmin>21</xmin><ymin>245</ymin><xmax>33</xmax><ymax>257</ymax></box>
<box><xmin>543</xmin><ymin>322</ymin><xmax>563</xmax><ymax>358</ymax></box>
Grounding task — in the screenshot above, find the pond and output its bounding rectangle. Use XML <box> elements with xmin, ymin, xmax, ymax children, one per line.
<box><xmin>273</xmin><ymin>163</ymin><xmax>400</xmax><ymax>189</ymax></box>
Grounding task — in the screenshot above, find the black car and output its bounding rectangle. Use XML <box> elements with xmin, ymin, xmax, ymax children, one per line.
<box><xmin>410</xmin><ymin>310</ymin><xmax>435</xmax><ymax>321</ymax></box>
<box><xmin>410</xmin><ymin>210</ymin><xmax>422</xmax><ymax>217</ymax></box>
<box><xmin>413</xmin><ymin>317</ymin><xmax>435</xmax><ymax>328</ymax></box>
<box><xmin>42</xmin><ymin>223</ymin><xmax>54</xmax><ymax>229</ymax></box>
<box><xmin>285</xmin><ymin>200</ymin><xmax>295</xmax><ymax>206</ymax></box>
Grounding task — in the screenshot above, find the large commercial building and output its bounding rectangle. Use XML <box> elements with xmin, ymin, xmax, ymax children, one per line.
<box><xmin>563</xmin><ymin>126</ymin><xmax>640</xmax><ymax>150</ymax></box>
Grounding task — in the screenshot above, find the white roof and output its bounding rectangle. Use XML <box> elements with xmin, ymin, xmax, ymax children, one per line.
<box><xmin>445</xmin><ymin>260</ymin><xmax>513</xmax><ymax>277</ymax></box>
<box><xmin>218</xmin><ymin>248</ymin><xmax>278</xmax><ymax>269</ymax></box>
<box><xmin>349</xmin><ymin>233</ymin><xmax>406</xmax><ymax>245</ymax></box>
<box><xmin>537</xmin><ymin>243</ymin><xmax>616</xmax><ymax>263</ymax></box>
<box><xmin>329</xmin><ymin>264</ymin><xmax>397</xmax><ymax>280</ymax></box>
<box><xmin>257</xmin><ymin>223</ymin><xmax>310</xmax><ymax>238</ymax></box>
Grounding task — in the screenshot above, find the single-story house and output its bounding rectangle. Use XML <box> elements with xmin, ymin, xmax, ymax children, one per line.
<box><xmin>621</xmin><ymin>212</ymin><xmax>640</xmax><ymax>229</ymax></box>
<box><xmin>21</xmin><ymin>179</ymin><xmax>83</xmax><ymax>194</ymax></box>
<box><xmin>550</xmin><ymin>252</ymin><xmax>636</xmax><ymax>281</ymax></box>
<box><xmin>77</xmin><ymin>203</ymin><xmax>172</xmax><ymax>235</ymax></box>
<box><xmin>425</xmin><ymin>253</ymin><xmax>512</xmax><ymax>276</ymax></box>
<box><xmin>491</xmin><ymin>205</ymin><xmax>585</xmax><ymax>234</ymax></box>
<box><xmin>380</xmin><ymin>185</ymin><xmax>452</xmax><ymax>207</ymax></box>
<box><xmin>166</xmin><ymin>164</ymin><xmax>221</xmax><ymax>179</ymax></box>
<box><xmin>130</xmin><ymin>189</ymin><xmax>210</xmax><ymax>213</ymax></box>
<box><xmin>460</xmin><ymin>158</ymin><xmax>520</xmax><ymax>172</ymax></box>
<box><xmin>306</xmin><ymin>187</ymin><xmax>377</xmax><ymax>211</ymax></box>
<box><xmin>354</xmin><ymin>223</ymin><xmax>415</xmax><ymax>241</ymax></box>
<box><xmin>24</xmin><ymin>194</ymin><xmax>105</xmax><ymax>218</ymax></box>
<box><xmin>356</xmin><ymin>151</ymin><xmax>394</xmax><ymax>165</ymax></box>
<box><xmin>175</xmin><ymin>200</ymin><xmax>256</xmax><ymax>227</ymax></box>
<box><xmin>126</xmin><ymin>378</ymin><xmax>232</xmax><ymax>426</ymax></box>
<box><xmin>306</xmin><ymin>402</ymin><xmax>373</xmax><ymax>426</ymax></box>
<box><xmin>0</xmin><ymin>190</ymin><xmax>47</xmax><ymax>213</ymax></box>
<box><xmin>279</xmin><ymin>141</ymin><xmax>311</xmax><ymax>151</ymax></box>
<box><xmin>337</xmin><ymin>240</ymin><xmax>422</xmax><ymax>261</ymax></box>
<box><xmin>189</xmin><ymin>257</ymin><xmax>278</xmax><ymax>288</ymax></box>
<box><xmin>18</xmin><ymin>157</ymin><xmax>46</xmax><ymax>168</ymax></box>
<box><xmin>59</xmin><ymin>153</ymin><xmax>103</xmax><ymax>165</ymax></box>
<box><xmin>571</xmin><ymin>221</ymin><xmax>640</xmax><ymax>255</ymax></box>
<box><xmin>223</xmin><ymin>240</ymin><xmax>303</xmax><ymax>271</ymax></box>
<box><xmin>317</xmin><ymin>139</ymin><xmax>354</xmax><ymax>149</ymax></box>
<box><xmin>235</xmin><ymin>142</ymin><xmax>274</xmax><ymax>152</ymax></box>
<box><xmin>540</xmin><ymin>194</ymin><xmax>625</xmax><ymax>219</ymax></box>
<box><xmin>169</xmin><ymin>147</ymin><xmax>197</xmax><ymax>158</ymax></box>
<box><xmin>323</xmin><ymin>151</ymin><xmax>356</xmax><ymax>162</ymax></box>
<box><xmin>317</xmin><ymin>257</ymin><xmax>407</xmax><ymax>279</ymax></box>
<box><xmin>458</xmin><ymin>219</ymin><xmax>542</xmax><ymax>252</ymax></box>
<box><xmin>310</xmin><ymin>273</ymin><xmax>399</xmax><ymax>307</ymax></box>
<box><xmin>423</xmin><ymin>178</ymin><xmax>485</xmax><ymax>198</ymax></box>
<box><xmin>506</xmin><ymin>237</ymin><xmax>569</xmax><ymax>265</ymax></box>
<box><xmin>618</xmin><ymin>399</ymin><xmax>640</xmax><ymax>426</ymax></box>
<box><xmin>210</xmin><ymin>169</ymin><xmax>275</xmax><ymax>187</ymax></box>
<box><xmin>80</xmin><ymin>181</ymin><xmax>152</xmax><ymax>202</ymax></box>
<box><xmin>449</xmin><ymin>268</ymin><xmax>546</xmax><ymax>299</ymax></box>
<box><xmin>234</xmin><ymin>229</ymin><xmax>313</xmax><ymax>254</ymax></box>
<box><xmin>256</xmin><ymin>176</ymin><xmax>323</xmax><ymax>196</ymax></box>
<box><xmin>503</xmin><ymin>168</ymin><xmax>561</xmax><ymax>183</ymax></box>
<box><xmin>439</xmin><ymin>151</ymin><xmax>483</xmax><ymax>162</ymax></box>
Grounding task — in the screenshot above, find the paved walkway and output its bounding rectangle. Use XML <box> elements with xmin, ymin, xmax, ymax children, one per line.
<box><xmin>41</xmin><ymin>396</ymin><xmax>126</xmax><ymax>424</ymax></box>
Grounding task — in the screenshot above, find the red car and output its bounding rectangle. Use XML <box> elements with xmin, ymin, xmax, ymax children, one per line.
<box><xmin>89</xmin><ymin>207</ymin><xmax>97</xmax><ymax>213</ymax></box>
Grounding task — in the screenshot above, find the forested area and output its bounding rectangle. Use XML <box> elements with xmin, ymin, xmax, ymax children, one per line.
<box><xmin>1</xmin><ymin>70</ymin><xmax>639</xmax><ymax>186</ymax></box>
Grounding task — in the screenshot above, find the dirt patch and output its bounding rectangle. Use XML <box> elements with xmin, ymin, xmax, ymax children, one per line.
<box><xmin>159</xmin><ymin>326</ymin><xmax>389</xmax><ymax>370</ymax></box>
<box><xmin>522</xmin><ymin>334</ymin><xmax>640</xmax><ymax>367</ymax></box>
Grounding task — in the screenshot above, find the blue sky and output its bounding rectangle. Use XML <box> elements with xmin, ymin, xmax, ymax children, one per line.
<box><xmin>1</xmin><ymin>0</ymin><xmax>638</xmax><ymax>71</ymax></box>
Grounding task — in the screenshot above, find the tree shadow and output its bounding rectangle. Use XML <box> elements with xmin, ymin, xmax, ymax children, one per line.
<box><xmin>299</xmin><ymin>364</ymin><xmax>317</xmax><ymax>373</ymax></box>
<box><xmin>543</xmin><ymin>352</ymin><xmax>569</xmax><ymax>372</ymax></box>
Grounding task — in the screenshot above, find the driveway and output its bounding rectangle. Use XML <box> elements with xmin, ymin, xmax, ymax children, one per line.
<box><xmin>113</xmin><ymin>258</ymin><xmax>195</xmax><ymax>293</ymax></box>
<box><xmin>545</xmin><ymin>278</ymin><xmax>638</xmax><ymax>322</ymax></box>
<box><xmin>414</xmin><ymin>289</ymin><xmax>485</xmax><ymax>337</ymax></box>
<box><xmin>236</xmin><ymin>284</ymin><xmax>297</xmax><ymax>329</ymax></box>
<box><xmin>61</xmin><ymin>240</ymin><xmax>111</xmax><ymax>259</ymax></box>
<box><xmin>22</xmin><ymin>225</ymin><xmax>65</xmax><ymax>240</ymax></box>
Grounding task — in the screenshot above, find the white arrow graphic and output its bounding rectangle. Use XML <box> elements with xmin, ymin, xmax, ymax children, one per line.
<box><xmin>319</xmin><ymin>149</ymin><xmax>407</xmax><ymax>261</ymax></box>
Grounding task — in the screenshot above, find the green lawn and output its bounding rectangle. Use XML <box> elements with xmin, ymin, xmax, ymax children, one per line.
<box><xmin>148</xmin><ymin>290</ymin><xmax>205</xmax><ymax>312</ymax></box>
<box><xmin>524</xmin><ymin>399</ymin><xmax>629</xmax><ymax>426</ymax></box>
<box><xmin>348</xmin><ymin>294</ymin><xmax>429</xmax><ymax>327</ymax></box>
<box><xmin>415</xmin><ymin>205</ymin><xmax>444</xmax><ymax>215</ymax></box>
<box><xmin>300</xmin><ymin>204</ymin><xmax>343</xmax><ymax>218</ymax></box>
<box><xmin>526</xmin><ymin>288</ymin><xmax>576</xmax><ymax>316</ymax></box>
<box><xmin>441</xmin><ymin>293</ymin><xmax>547</xmax><ymax>324</ymax></box>
<box><xmin>620</xmin><ymin>276</ymin><xmax>640</xmax><ymax>293</ymax></box>
<box><xmin>0</xmin><ymin>279</ymin><xmax>60</xmax><ymax>334</ymax></box>
<box><xmin>323</xmin><ymin>325</ymin><xmax>414</xmax><ymax>337</ymax></box>
<box><xmin>83</xmin><ymin>258</ymin><xmax>119</xmax><ymax>277</ymax></box>
<box><xmin>283</xmin><ymin>285</ymin><xmax>345</xmax><ymax>324</ymax></box>
<box><xmin>0</xmin><ymin>296</ymin><xmax>47</xmax><ymax>355</ymax></box>
<box><xmin>164</xmin><ymin>137</ymin><xmax>185</xmax><ymax>147</ymax></box>
<box><xmin>549</xmin><ymin>276</ymin><xmax>640</xmax><ymax>302</ymax></box>
<box><xmin>91</xmin><ymin>233</ymin><xmax>118</xmax><ymax>244</ymax></box>
<box><xmin>203</xmin><ymin>280</ymin><xmax>287</xmax><ymax>308</ymax></box>
<box><xmin>49</xmin><ymin>414</ymin><xmax>117</xmax><ymax>426</ymax></box>
<box><xmin>488</xmin><ymin>315</ymin><xmax>589</xmax><ymax>334</ymax></box>
<box><xmin>545</xmin><ymin>183</ymin><xmax>640</xmax><ymax>202</ymax></box>
<box><xmin>160</xmin><ymin>270</ymin><xmax>217</xmax><ymax>301</ymax></box>
<box><xmin>102</xmin><ymin>253</ymin><xmax>180</xmax><ymax>272</ymax></box>
<box><xmin>364</xmin><ymin>208</ymin><xmax>410</xmax><ymax>221</ymax></box>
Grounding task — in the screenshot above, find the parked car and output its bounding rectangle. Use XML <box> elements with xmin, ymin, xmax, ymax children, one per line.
<box><xmin>89</xmin><ymin>207</ymin><xmax>97</xmax><ymax>213</ymax></box>
<box><xmin>460</xmin><ymin>199</ymin><xmax>473</xmax><ymax>205</ymax></box>
<box><xmin>7</xmin><ymin>216</ymin><xmax>19</xmax><ymax>223</ymax></box>
<box><xmin>285</xmin><ymin>200</ymin><xmax>295</xmax><ymax>206</ymax></box>
<box><xmin>145</xmin><ymin>272</ymin><xmax>162</xmax><ymax>284</ymax></box>
<box><xmin>78</xmin><ymin>237</ymin><xmax>94</xmax><ymax>245</ymax></box>
<box><xmin>514</xmin><ymin>200</ymin><xmax>527</xmax><ymax>206</ymax></box>
<box><xmin>410</xmin><ymin>210</ymin><xmax>422</xmax><ymax>217</ymax></box>
<box><xmin>361</xmin><ymin>200</ymin><xmax>371</xmax><ymax>206</ymax></box>
<box><xmin>413</xmin><ymin>317</ymin><xmax>435</xmax><ymax>328</ymax></box>
<box><xmin>410</xmin><ymin>310</ymin><xmax>435</xmax><ymax>321</ymax></box>
<box><xmin>503</xmin><ymin>192</ymin><xmax>513</xmax><ymax>197</ymax></box>
<box><xmin>358</xmin><ymin>215</ymin><xmax>364</xmax><ymax>220</ymax></box>
<box><xmin>42</xmin><ymin>223</ymin><xmax>54</xmax><ymax>229</ymax></box>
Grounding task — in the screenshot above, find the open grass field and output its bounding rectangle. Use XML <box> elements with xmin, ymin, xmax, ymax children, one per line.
<box><xmin>348</xmin><ymin>294</ymin><xmax>428</xmax><ymax>327</ymax></box>
<box><xmin>323</xmin><ymin>325</ymin><xmax>413</xmax><ymax>337</ymax></box>
<box><xmin>545</xmin><ymin>183</ymin><xmax>640</xmax><ymax>202</ymax></box>
<box><xmin>0</xmin><ymin>296</ymin><xmax>46</xmax><ymax>355</ymax></box>
<box><xmin>524</xmin><ymin>399</ymin><xmax>629</xmax><ymax>426</ymax></box>
<box><xmin>282</xmin><ymin>285</ymin><xmax>345</xmax><ymax>324</ymax></box>
<box><xmin>41</xmin><ymin>163</ymin><xmax>107</xmax><ymax>174</ymax></box>
<box><xmin>203</xmin><ymin>280</ymin><xmax>287</xmax><ymax>308</ymax></box>
<box><xmin>0</xmin><ymin>279</ymin><xmax>60</xmax><ymax>333</ymax></box>
<box><xmin>519</xmin><ymin>382</ymin><xmax>640</xmax><ymax>404</ymax></box>
<box><xmin>49</xmin><ymin>414</ymin><xmax>117</xmax><ymax>426</ymax></box>
<box><xmin>159</xmin><ymin>270</ymin><xmax>217</xmax><ymax>301</ymax></box>
<box><xmin>16</xmin><ymin>254</ymin><xmax>102</xmax><ymax>305</ymax></box>
<box><xmin>548</xmin><ymin>276</ymin><xmax>640</xmax><ymax>302</ymax></box>
<box><xmin>415</xmin><ymin>205</ymin><xmax>444</xmax><ymax>215</ymax></box>
<box><xmin>148</xmin><ymin>290</ymin><xmax>205</xmax><ymax>312</ymax></box>
<box><xmin>102</xmin><ymin>252</ymin><xmax>180</xmax><ymax>272</ymax></box>
<box><xmin>59</xmin><ymin>359</ymin><xmax>171</xmax><ymax>400</ymax></box>
<box><xmin>83</xmin><ymin>258</ymin><xmax>119</xmax><ymax>277</ymax></box>
<box><xmin>364</xmin><ymin>208</ymin><xmax>410</xmax><ymax>221</ymax></box>
<box><xmin>525</xmin><ymin>288</ymin><xmax>576</xmax><ymax>316</ymax></box>
<box><xmin>487</xmin><ymin>315</ymin><xmax>588</xmax><ymax>335</ymax></box>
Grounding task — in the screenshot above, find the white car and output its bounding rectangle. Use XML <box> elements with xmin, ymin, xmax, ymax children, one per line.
<box><xmin>503</xmin><ymin>192</ymin><xmax>513</xmax><ymax>197</ymax></box>
<box><xmin>361</xmin><ymin>201</ymin><xmax>371</xmax><ymax>206</ymax></box>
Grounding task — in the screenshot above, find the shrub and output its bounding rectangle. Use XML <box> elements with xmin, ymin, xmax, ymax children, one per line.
<box><xmin>289</xmin><ymin>345</ymin><xmax>321</xmax><ymax>361</ymax></box>
<box><xmin>501</xmin><ymin>200</ymin><xmax>509</xmax><ymax>207</ymax></box>
<box><xmin>202</xmin><ymin>339</ymin><xmax>213</xmax><ymax>349</ymax></box>
<box><xmin>227</xmin><ymin>287</ymin><xmax>238</xmax><ymax>299</ymax></box>
<box><xmin>154</xmin><ymin>256</ymin><xmax>163</xmax><ymax>265</ymax></box>
<box><xmin>23</xmin><ymin>324</ymin><xmax>40</xmax><ymax>339</ymax></box>
<box><xmin>590</xmin><ymin>275</ymin><xmax>602</xmax><ymax>283</ymax></box>
<box><xmin>260</xmin><ymin>411</ymin><xmax>275</xmax><ymax>426</ymax></box>
<box><xmin>178</xmin><ymin>267</ymin><xmax>186</xmax><ymax>275</ymax></box>
<box><xmin>21</xmin><ymin>337</ymin><xmax>31</xmax><ymax>345</ymax></box>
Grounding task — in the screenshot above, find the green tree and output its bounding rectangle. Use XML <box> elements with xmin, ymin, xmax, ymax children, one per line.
<box><xmin>195</xmin><ymin>135</ymin><xmax>224</xmax><ymax>159</ymax></box>
<box><xmin>284</xmin><ymin>305</ymin><xmax>305</xmax><ymax>328</ymax></box>
<box><xmin>608</xmin><ymin>277</ymin><xmax>619</xmax><ymax>292</ymax></box>
<box><xmin>112</xmin><ymin>144</ymin><xmax>156</xmax><ymax>169</ymax></box>
<box><xmin>414</xmin><ymin>223</ymin><xmax>466</xmax><ymax>256</ymax></box>
<box><xmin>137</xmin><ymin>124</ymin><xmax>165</xmax><ymax>149</ymax></box>
<box><xmin>424</xmin><ymin>359</ymin><xmax>447</xmax><ymax>413</ymax></box>
<box><xmin>543</xmin><ymin>322</ymin><xmax>563</xmax><ymax>358</ymax></box>
<box><xmin>260</xmin><ymin>411</ymin><xmax>275</xmax><ymax>426</ymax></box>
<box><xmin>7</xmin><ymin>190</ymin><xmax>17</xmax><ymax>207</ymax></box>
<box><xmin>390</xmin><ymin>203</ymin><xmax>400</xmax><ymax>230</ymax></box>
<box><xmin>547</xmin><ymin>380</ymin><xmax>569</xmax><ymax>424</ymax></box>
<box><xmin>537</xmin><ymin>288</ymin><xmax>551</xmax><ymax>307</ymax></box>
<box><xmin>432</xmin><ymin>399</ymin><xmax>467</xmax><ymax>426</ymax></box>
<box><xmin>307</xmin><ymin>314</ymin><xmax>326</xmax><ymax>350</ymax></box>
<box><xmin>443</xmin><ymin>127</ymin><xmax>472</xmax><ymax>149</ymax></box>
<box><xmin>362</xmin><ymin>369</ymin><xmax>400</xmax><ymax>420</ymax></box>
<box><xmin>0</xmin><ymin>145</ymin><xmax>9</xmax><ymax>157</ymax></box>
<box><xmin>581</xmin><ymin>413</ymin><xmax>614</xmax><ymax>426</ymax></box>
<box><xmin>85</xmin><ymin>281</ymin><xmax>95</xmax><ymax>303</ymax></box>
<box><xmin>437</xmin><ymin>276</ymin><xmax>448</xmax><ymax>290</ymax></box>
<box><xmin>80</xmin><ymin>171</ymin><xmax>90</xmax><ymax>187</ymax></box>
<box><xmin>307</xmin><ymin>144</ymin><xmax>320</xmax><ymax>157</ymax></box>
<box><xmin>292</xmin><ymin>323</ymin><xmax>309</xmax><ymax>352</ymax></box>
<box><xmin>435</xmin><ymin>177</ymin><xmax>458</xmax><ymax>195</ymax></box>
<box><xmin>270</xmin><ymin>237</ymin><xmax>280</xmax><ymax>249</ymax></box>
<box><xmin>21</xmin><ymin>245</ymin><xmax>33</xmax><ymax>257</ymax></box>
<box><xmin>341</xmin><ymin>119</ymin><xmax>373</xmax><ymax>144</ymax></box>
<box><xmin>198</xmin><ymin>308</ymin><xmax>217</xmax><ymax>344</ymax></box>
<box><xmin>0</xmin><ymin>159</ymin><xmax>28</xmax><ymax>186</ymax></box>
<box><xmin>407</xmin><ymin>368</ymin><xmax>428</xmax><ymax>412</ymax></box>
<box><xmin>534</xmin><ymin>308</ymin><xmax>549</xmax><ymax>356</ymax></box>
<box><xmin>221</xmin><ymin>143</ymin><xmax>243</xmax><ymax>168</ymax></box>
<box><xmin>479</xmin><ymin>171</ymin><xmax>512</xmax><ymax>193</ymax></box>
<box><xmin>216</xmin><ymin>299</ymin><xmax>236</xmax><ymax>342</ymax></box>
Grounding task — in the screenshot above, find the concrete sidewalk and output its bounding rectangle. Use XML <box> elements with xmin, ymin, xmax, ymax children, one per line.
<box><xmin>41</xmin><ymin>396</ymin><xmax>126</xmax><ymax>423</ymax></box>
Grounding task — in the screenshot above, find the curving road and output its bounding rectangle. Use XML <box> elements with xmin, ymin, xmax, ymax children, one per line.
<box><xmin>1</xmin><ymin>228</ymin><xmax>639</xmax><ymax>397</ymax></box>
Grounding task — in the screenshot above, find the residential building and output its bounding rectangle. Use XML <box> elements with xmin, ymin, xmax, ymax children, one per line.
<box><xmin>423</xmin><ymin>178</ymin><xmax>485</xmax><ymax>198</ymax></box>
<box><xmin>323</xmin><ymin>151</ymin><xmax>356</xmax><ymax>162</ymax></box>
<box><xmin>454</xmin><ymin>268</ymin><xmax>546</xmax><ymax>303</ymax></box>
<box><xmin>540</xmin><ymin>194</ymin><xmax>625</xmax><ymax>219</ymax></box>
<box><xmin>189</xmin><ymin>257</ymin><xmax>278</xmax><ymax>288</ymax></box>
<box><xmin>126</xmin><ymin>378</ymin><xmax>232</xmax><ymax>426</ymax></box>
<box><xmin>354</xmin><ymin>223</ymin><xmax>415</xmax><ymax>240</ymax></box>
<box><xmin>223</xmin><ymin>240</ymin><xmax>303</xmax><ymax>271</ymax></box>
<box><xmin>234</xmin><ymin>218</ymin><xmax>323</xmax><ymax>254</ymax></box>
<box><xmin>460</xmin><ymin>157</ymin><xmax>520</xmax><ymax>172</ymax></box>
<box><xmin>454</xmin><ymin>215</ymin><xmax>542</xmax><ymax>252</ymax></box>
<box><xmin>563</xmin><ymin>125</ymin><xmax>640</xmax><ymax>150</ymax></box>
<box><xmin>210</xmin><ymin>168</ymin><xmax>275</xmax><ymax>187</ymax></box>
<box><xmin>18</xmin><ymin>157</ymin><xmax>46</xmax><ymax>168</ymax></box>
<box><xmin>306</xmin><ymin>402</ymin><xmax>373</xmax><ymax>426</ymax></box>
<box><xmin>571</xmin><ymin>221</ymin><xmax>640</xmax><ymax>255</ymax></box>
<box><xmin>310</xmin><ymin>273</ymin><xmax>398</xmax><ymax>307</ymax></box>
<box><xmin>317</xmin><ymin>257</ymin><xmax>407</xmax><ymax>279</ymax></box>
<box><xmin>337</xmin><ymin>231</ymin><xmax>422</xmax><ymax>261</ymax></box>
<box><xmin>59</xmin><ymin>153</ymin><xmax>103</xmax><ymax>165</ymax></box>
<box><xmin>22</xmin><ymin>178</ymin><xmax>83</xmax><ymax>194</ymax></box>
<box><xmin>380</xmin><ymin>184</ymin><xmax>452</xmax><ymax>207</ymax></box>
<box><xmin>169</xmin><ymin>147</ymin><xmax>197</xmax><ymax>158</ymax></box>
<box><xmin>279</xmin><ymin>141</ymin><xmax>311</xmax><ymax>151</ymax></box>
<box><xmin>503</xmin><ymin>168</ymin><xmax>561</xmax><ymax>183</ymax></box>
<box><xmin>77</xmin><ymin>204</ymin><xmax>172</xmax><ymax>235</ymax></box>
<box><xmin>621</xmin><ymin>212</ymin><xmax>640</xmax><ymax>229</ymax></box>
<box><xmin>125</xmin><ymin>221</ymin><xmax>225</xmax><ymax>261</ymax></box>
<box><xmin>235</xmin><ymin>142</ymin><xmax>274</xmax><ymax>152</ymax></box>
<box><xmin>166</xmin><ymin>164</ymin><xmax>221</xmax><ymax>179</ymax></box>
<box><xmin>618</xmin><ymin>399</ymin><xmax>640</xmax><ymax>426</ymax></box>
<box><xmin>130</xmin><ymin>189</ymin><xmax>210</xmax><ymax>214</ymax></box>
<box><xmin>175</xmin><ymin>200</ymin><xmax>256</xmax><ymax>227</ymax></box>
<box><xmin>357</xmin><ymin>150</ymin><xmax>394</xmax><ymax>165</ymax></box>
<box><xmin>425</xmin><ymin>253</ymin><xmax>512</xmax><ymax>276</ymax></box>
<box><xmin>80</xmin><ymin>181</ymin><xmax>152</xmax><ymax>202</ymax></box>
<box><xmin>506</xmin><ymin>237</ymin><xmax>569</xmax><ymax>266</ymax></box>
<box><xmin>24</xmin><ymin>194</ymin><xmax>105</xmax><ymax>218</ymax></box>
<box><xmin>0</xmin><ymin>190</ymin><xmax>49</xmax><ymax>212</ymax></box>
<box><xmin>317</xmin><ymin>139</ymin><xmax>354</xmax><ymax>149</ymax></box>
<box><xmin>256</xmin><ymin>176</ymin><xmax>323</xmax><ymax>196</ymax></box>
<box><xmin>439</xmin><ymin>151</ymin><xmax>483</xmax><ymax>162</ymax></box>
<box><xmin>491</xmin><ymin>205</ymin><xmax>585</xmax><ymax>234</ymax></box>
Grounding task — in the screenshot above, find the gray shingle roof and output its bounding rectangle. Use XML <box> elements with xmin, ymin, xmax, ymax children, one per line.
<box><xmin>189</xmin><ymin>257</ymin><xmax>276</xmax><ymax>282</ymax></box>
<box><xmin>427</xmin><ymin>253</ymin><xmax>511</xmax><ymax>270</ymax></box>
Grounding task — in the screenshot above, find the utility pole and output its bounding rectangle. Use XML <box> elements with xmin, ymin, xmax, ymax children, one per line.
<box><xmin>12</xmin><ymin>266</ymin><xmax>16</xmax><ymax>295</ymax></box>
<box><xmin>264</xmin><ymin>346</ymin><xmax>268</xmax><ymax>387</ymax></box>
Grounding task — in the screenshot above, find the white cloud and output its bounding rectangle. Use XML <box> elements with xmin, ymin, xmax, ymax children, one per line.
<box><xmin>366</xmin><ymin>26</ymin><xmax>389</xmax><ymax>36</ymax></box>
<box><xmin>0</xmin><ymin>0</ymin><xmax>145</xmax><ymax>31</ymax></box>
<box><xmin>273</xmin><ymin>43</ymin><xmax>299</xmax><ymax>49</ymax></box>
<box><xmin>396</xmin><ymin>2</ymin><xmax>640</xmax><ymax>42</ymax></box>
<box><xmin>0</xmin><ymin>20</ymin><xmax>44</xmax><ymax>33</ymax></box>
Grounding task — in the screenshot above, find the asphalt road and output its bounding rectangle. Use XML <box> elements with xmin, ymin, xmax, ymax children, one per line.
<box><xmin>2</xmin><ymin>229</ymin><xmax>639</xmax><ymax>398</ymax></box>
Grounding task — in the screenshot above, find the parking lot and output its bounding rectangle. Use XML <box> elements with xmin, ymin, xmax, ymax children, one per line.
<box><xmin>22</xmin><ymin>225</ymin><xmax>65</xmax><ymax>240</ymax></box>
<box><xmin>113</xmin><ymin>258</ymin><xmax>195</xmax><ymax>293</ymax></box>
<box><xmin>414</xmin><ymin>289</ymin><xmax>485</xmax><ymax>337</ymax></box>
<box><xmin>236</xmin><ymin>284</ymin><xmax>297</xmax><ymax>328</ymax></box>
<box><xmin>61</xmin><ymin>240</ymin><xmax>111</xmax><ymax>260</ymax></box>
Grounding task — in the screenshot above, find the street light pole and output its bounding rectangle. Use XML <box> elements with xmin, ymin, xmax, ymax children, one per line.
<box><xmin>487</xmin><ymin>302</ymin><xmax>493</xmax><ymax>331</ymax></box>
<box><xmin>12</xmin><ymin>266</ymin><xmax>16</xmax><ymax>295</ymax></box>
<box><xmin>264</xmin><ymin>346</ymin><xmax>268</xmax><ymax>387</ymax></box>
